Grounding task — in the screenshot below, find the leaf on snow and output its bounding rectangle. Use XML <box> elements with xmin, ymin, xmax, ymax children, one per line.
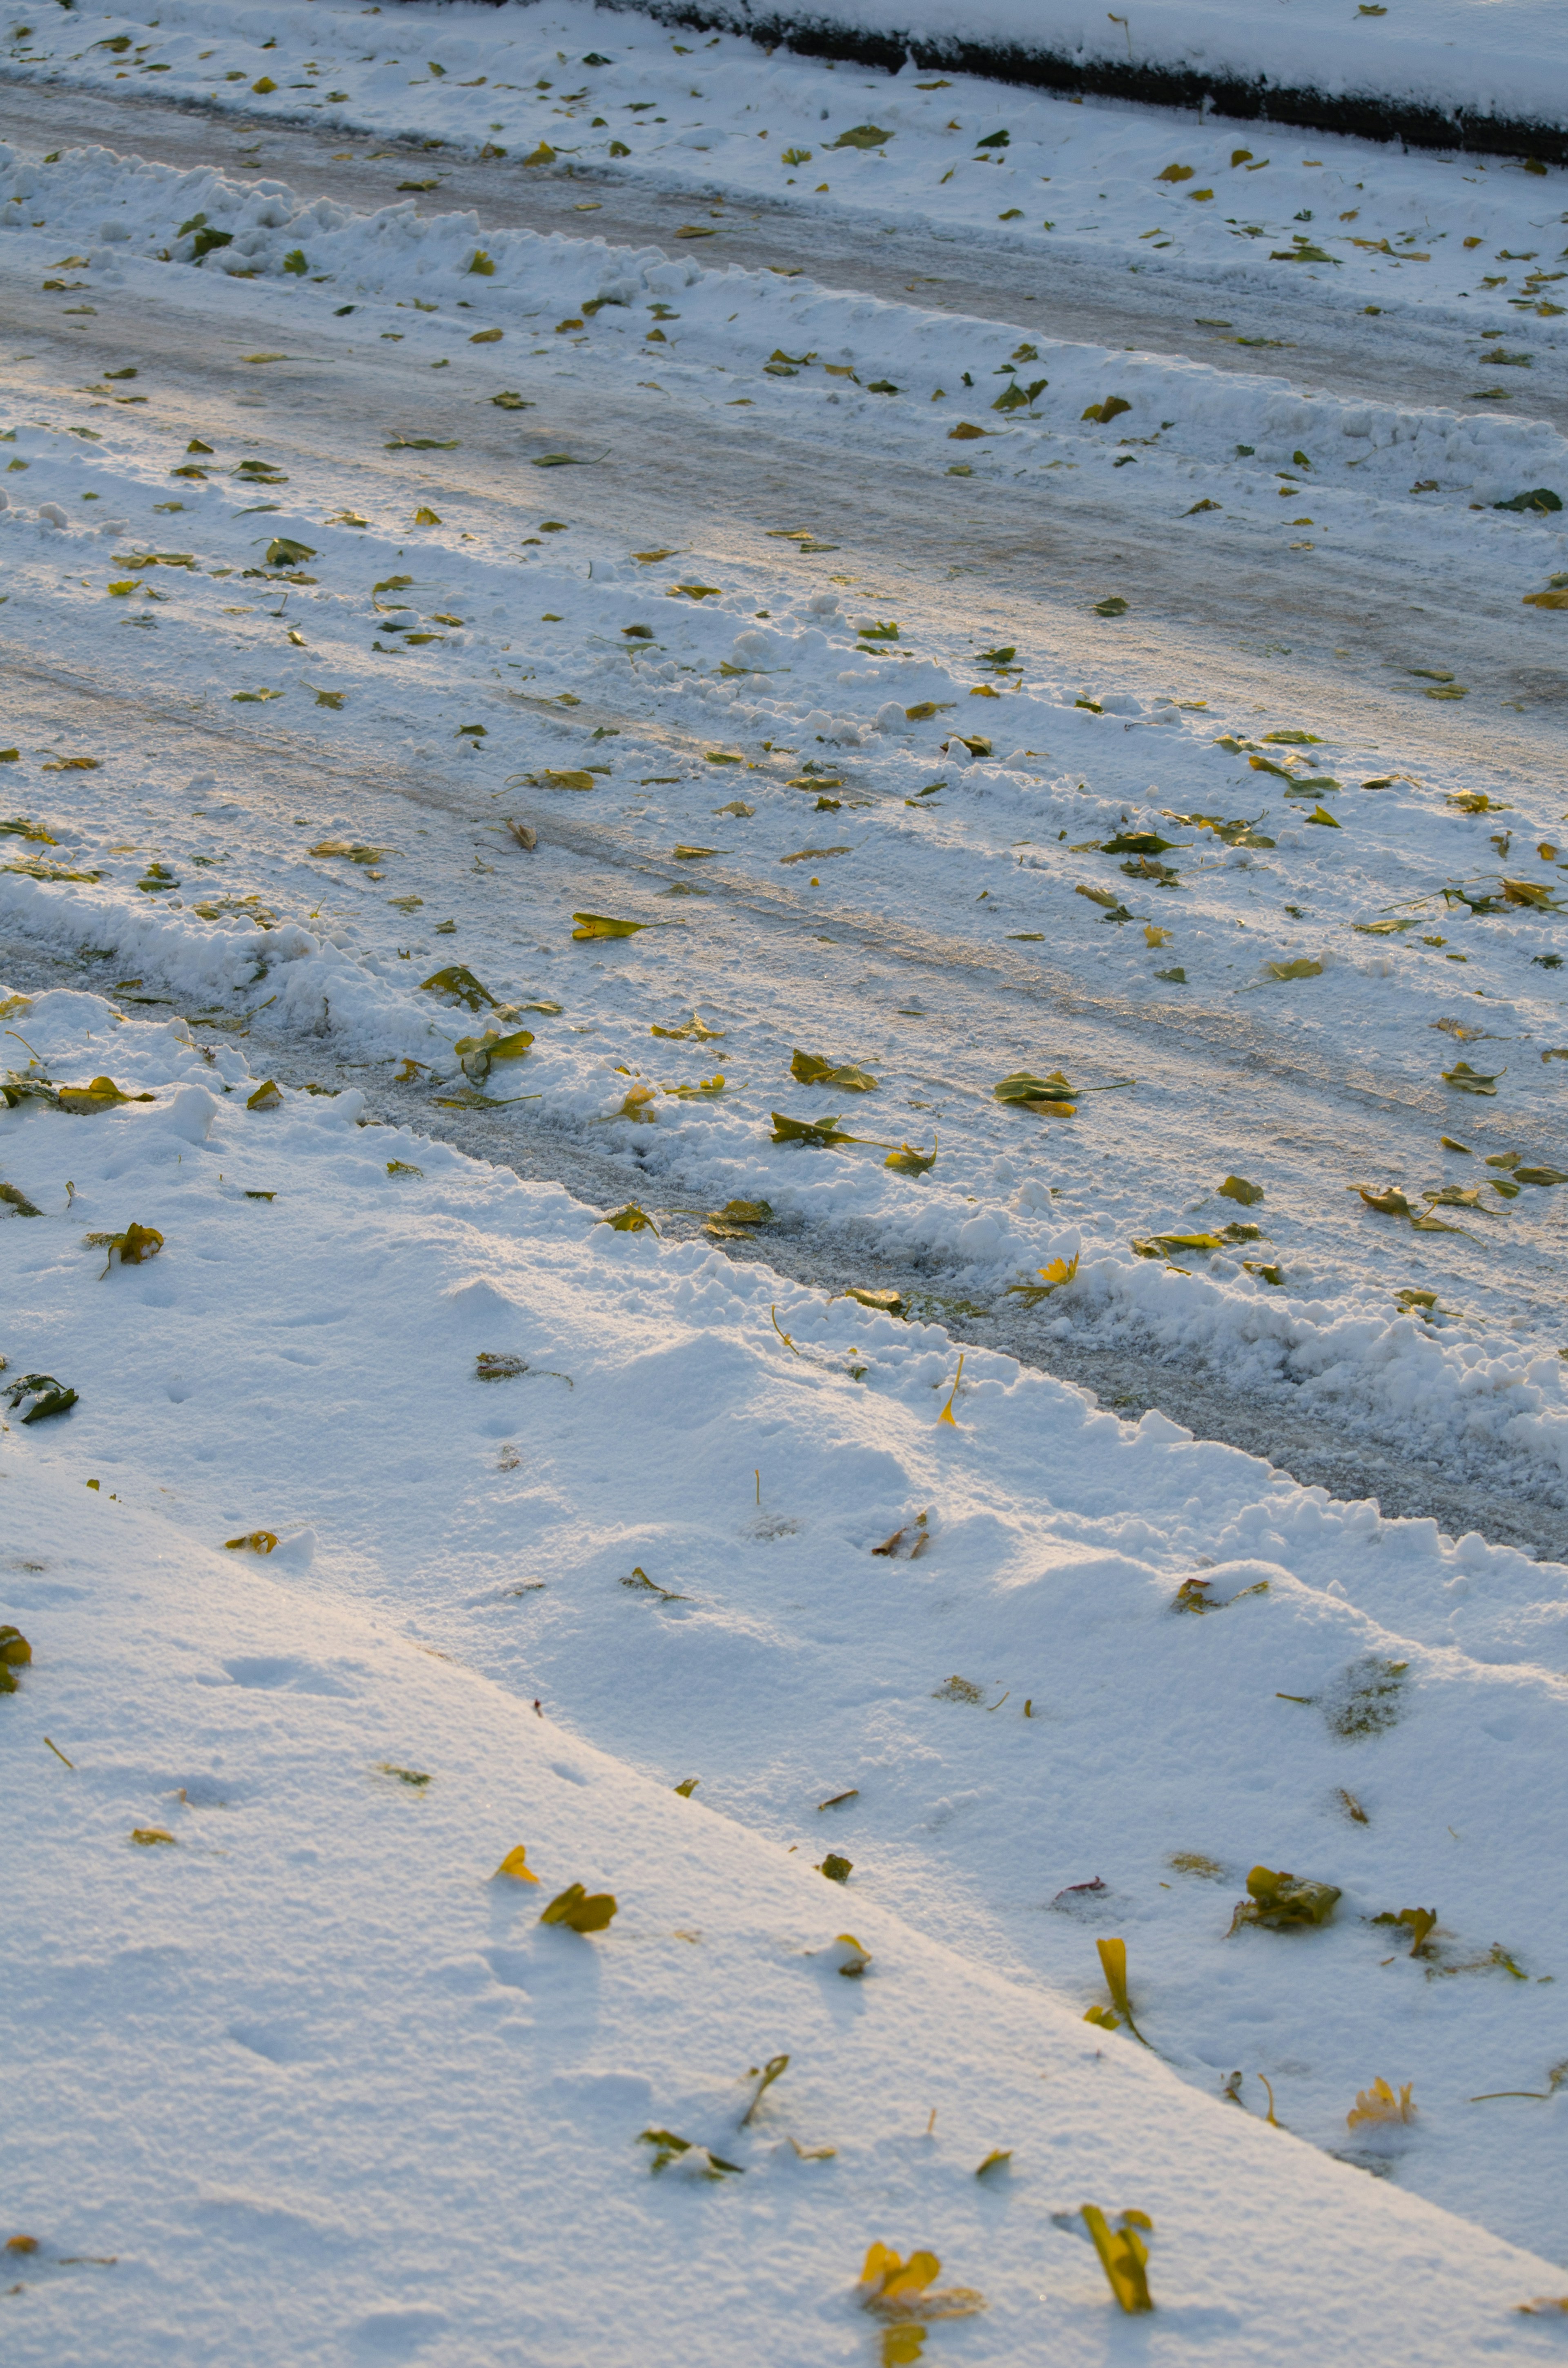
<box><xmin>539</xmin><ymin>1882</ymin><xmax>618</xmax><ymax>1933</ymax></box>
<box><xmin>494</xmin><ymin>1844</ymin><xmax>541</xmax><ymax>1883</ymax></box>
<box><xmin>572</xmin><ymin>913</ymin><xmax>648</xmax><ymax>939</ymax></box>
<box><xmin>857</xmin><ymin>2243</ymin><xmax>987</xmax><ymax>2325</ymax></box>
<box><xmin>1228</xmin><ymin>1865</ymin><xmax>1341</xmax><ymax>1934</ymax></box>
<box><xmin>1080</xmin><ymin>2209</ymin><xmax>1155</xmax><ymax>2314</ymax></box>
<box><xmin>420</xmin><ymin>964</ymin><xmax>499</xmax><ymax>1010</ymax></box>
<box><xmin>223</xmin><ymin>1529</ymin><xmax>278</xmax><ymax>1553</ymax></box>
<box><xmin>791</xmin><ymin>1049</ymin><xmax>878</xmax><ymax>1090</ymax></box>
<box><xmin>1346</xmin><ymin>2078</ymin><xmax>1417</xmax><ymax>2128</ymax></box>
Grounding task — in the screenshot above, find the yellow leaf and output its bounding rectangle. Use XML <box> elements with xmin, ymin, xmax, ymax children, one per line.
<box><xmin>539</xmin><ymin>1881</ymin><xmax>617</xmax><ymax>1932</ymax></box>
<box><xmin>1347</xmin><ymin>2077</ymin><xmax>1417</xmax><ymax>2128</ymax></box>
<box><xmin>572</xmin><ymin>913</ymin><xmax>646</xmax><ymax>939</ymax></box>
<box><xmin>470</xmin><ymin>327</ymin><xmax>503</xmax><ymax>343</ymax></box>
<box><xmin>884</xmin><ymin>1138</ymin><xmax>937</xmax><ymax>1175</ymax></box>
<box><xmin>600</xmin><ymin>1202</ymin><xmax>658</xmax><ymax>1232</ymax></box>
<box><xmin>131</xmin><ymin>1826</ymin><xmax>178</xmax><ymax>1846</ymax></box>
<box><xmin>1144</xmin><ymin>924</ymin><xmax>1171</xmax><ymax>946</ymax></box>
<box><xmin>1263</xmin><ymin>957</ymin><xmax>1323</xmax><ymax>981</ymax></box>
<box><xmin>494</xmin><ymin>1844</ymin><xmax>541</xmax><ymax>1883</ymax></box>
<box><xmin>57</xmin><ymin>1075</ymin><xmax>155</xmax><ymax>1114</ymax></box>
<box><xmin>1082</xmin><ymin>2206</ymin><xmax>1154</xmax><ymax>2312</ymax></box>
<box><xmin>223</xmin><ymin>1530</ymin><xmax>278</xmax><ymax>1553</ymax></box>
<box><xmin>792</xmin><ymin>1048</ymin><xmax>878</xmax><ymax>1090</ymax></box>
<box><xmin>413</xmin><ymin>505</ymin><xmax>441</xmax><ymax>525</ymax></box>
<box><xmin>1156</xmin><ymin>161</ymin><xmax>1194</xmax><ymax>181</ymax></box>
<box><xmin>651</xmin><ymin>1012</ymin><xmax>725</xmax><ymax>1040</ymax></box>
<box><xmin>938</xmin><ymin>1350</ymin><xmax>965</xmax><ymax>1426</ymax></box>
<box><xmin>545</xmin><ymin>769</ymin><xmax>597</xmax><ymax>790</ymax></box>
<box><xmin>1218</xmin><ymin>1175</ymin><xmax>1263</xmax><ymax>1205</ymax></box>
<box><xmin>247</xmin><ymin>1079</ymin><xmax>282</xmax><ymax>1110</ymax></box>
<box><xmin>858</xmin><ymin>2245</ymin><xmax>986</xmax><ymax>2325</ymax></box>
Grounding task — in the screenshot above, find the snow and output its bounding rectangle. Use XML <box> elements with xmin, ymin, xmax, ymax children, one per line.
<box><xmin>5</xmin><ymin>986</ymin><xmax>1568</xmax><ymax>2359</ymax></box>
<box><xmin>4</xmin><ymin>13</ymin><xmax>1568</xmax><ymax>2349</ymax></box>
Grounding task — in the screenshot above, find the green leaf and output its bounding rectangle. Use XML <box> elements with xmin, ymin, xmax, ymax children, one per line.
<box><xmin>0</xmin><ymin>1180</ymin><xmax>42</xmax><ymax>1217</ymax></box>
<box><xmin>600</xmin><ymin>1204</ymin><xmax>659</xmax><ymax>1233</ymax></box>
<box><xmin>3</xmin><ymin>1373</ymin><xmax>78</xmax><ymax>1423</ymax></box>
<box><xmin>57</xmin><ymin>1075</ymin><xmax>156</xmax><ymax>1114</ymax></box>
<box><xmin>420</xmin><ymin>965</ymin><xmax>497</xmax><ymax>1010</ymax></box>
<box><xmin>1082</xmin><ymin>397</ymin><xmax>1132</xmax><ymax>424</ymax></box>
<box><xmin>703</xmin><ymin>1197</ymin><xmax>773</xmax><ymax>1236</ymax></box>
<box><xmin>539</xmin><ymin>1882</ymin><xmax>617</xmax><ymax>1932</ymax></box>
<box><xmin>828</xmin><ymin>123</ymin><xmax>891</xmax><ymax>147</ymax></box>
<box><xmin>791</xmin><ymin>1048</ymin><xmax>878</xmax><ymax>1090</ymax></box>
<box><xmin>1443</xmin><ymin>1061</ymin><xmax>1500</xmax><ymax>1095</ymax></box>
<box><xmin>820</xmin><ymin>1853</ymin><xmax>853</xmax><ymax>1883</ymax></box>
<box><xmin>740</xmin><ymin>2053</ymin><xmax>790</xmax><ymax>2126</ymax></box>
<box><xmin>1081</xmin><ymin>2208</ymin><xmax>1154</xmax><ymax>2313</ymax></box>
<box><xmin>264</xmin><ymin>536</ymin><xmax>315</xmax><ymax>566</ymax></box>
<box><xmin>1228</xmin><ymin>1866</ymin><xmax>1341</xmax><ymax>1934</ymax></box>
<box><xmin>572</xmin><ymin>913</ymin><xmax>646</xmax><ymax>939</ymax></box>
<box><xmin>993</xmin><ymin>1070</ymin><xmax>1077</xmax><ymax>1111</ymax></box>
<box><xmin>638</xmin><ymin>2129</ymin><xmax>744</xmax><ymax>2177</ymax></box>
<box><xmin>1217</xmin><ymin>1174</ymin><xmax>1264</xmax><ymax>1205</ymax></box>
<box><xmin>1263</xmin><ymin>957</ymin><xmax>1323</xmax><ymax>982</ymax></box>
<box><xmin>884</xmin><ymin>1139</ymin><xmax>937</xmax><ymax>1175</ymax></box>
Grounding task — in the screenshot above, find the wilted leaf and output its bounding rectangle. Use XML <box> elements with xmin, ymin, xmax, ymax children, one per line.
<box><xmin>131</xmin><ymin>1827</ymin><xmax>177</xmax><ymax>1847</ymax></box>
<box><xmin>1372</xmin><ymin>1906</ymin><xmax>1439</xmax><ymax>1957</ymax></box>
<box><xmin>87</xmin><ymin>1220</ymin><xmax>164</xmax><ymax>1277</ymax></box>
<box><xmin>1133</xmin><ymin>1230</ymin><xmax>1223</xmax><ymax>1262</ymax></box>
<box><xmin>704</xmin><ymin>1197</ymin><xmax>773</xmax><ymax>1237</ymax></box>
<box><xmin>1263</xmin><ymin>958</ymin><xmax>1323</xmax><ymax>982</ymax></box>
<box><xmin>223</xmin><ymin>1529</ymin><xmax>278</xmax><ymax>1553</ymax></box>
<box><xmin>843</xmin><ymin>1286</ymin><xmax>904</xmax><ymax>1316</ymax></box>
<box><xmin>1082</xmin><ymin>397</ymin><xmax>1132</xmax><ymax>425</ymax></box>
<box><xmin>829</xmin><ymin>123</ymin><xmax>891</xmax><ymax>147</ymax></box>
<box><xmin>771</xmin><ymin>1110</ymin><xmax>859</xmax><ymax>1147</ymax></box>
<box><xmin>420</xmin><ymin>964</ymin><xmax>498</xmax><ymax>1010</ymax></box>
<box><xmin>1327</xmin><ymin>1654</ymin><xmax>1408</xmax><ymax>1739</ymax></box>
<box><xmin>1516</xmin><ymin>1165</ymin><xmax>1568</xmax><ymax>1186</ymax></box>
<box><xmin>454</xmin><ymin>1026</ymin><xmax>533</xmax><ymax>1084</ymax></box>
<box><xmin>1218</xmin><ymin>1175</ymin><xmax>1263</xmax><ymax>1205</ymax></box>
<box><xmin>884</xmin><ymin>1139</ymin><xmax>937</xmax><ymax>1175</ymax></box>
<box><xmin>572</xmin><ymin>913</ymin><xmax>647</xmax><ymax>940</ymax></box>
<box><xmin>1172</xmin><ymin>1575</ymin><xmax>1269</xmax><ymax>1613</ymax></box>
<box><xmin>791</xmin><ymin>1048</ymin><xmax>878</xmax><ymax>1090</ymax></box>
<box><xmin>0</xmin><ymin>1180</ymin><xmax>42</xmax><ymax>1217</ymax></box>
<box><xmin>652</xmin><ymin>1011</ymin><xmax>725</xmax><ymax>1040</ymax></box>
<box><xmin>1228</xmin><ymin>1865</ymin><xmax>1341</xmax><ymax>1934</ymax></box>
<box><xmin>619</xmin><ymin>1565</ymin><xmax>687</xmax><ymax>1601</ymax></box>
<box><xmin>3</xmin><ymin>1373</ymin><xmax>78</xmax><ymax>1423</ymax></box>
<box><xmin>740</xmin><ymin>2053</ymin><xmax>790</xmax><ymax>2127</ymax></box>
<box><xmin>639</xmin><ymin>2128</ymin><xmax>744</xmax><ymax>2177</ymax></box>
<box><xmin>1347</xmin><ymin>2077</ymin><xmax>1416</xmax><ymax>2128</ymax></box>
<box><xmin>1443</xmin><ymin>1061</ymin><xmax>1500</xmax><ymax>1095</ymax></box>
<box><xmin>0</xmin><ymin>1625</ymin><xmax>32</xmax><ymax>1667</ymax></box>
<box><xmin>994</xmin><ymin>1069</ymin><xmax>1077</xmax><ymax>1113</ymax></box>
<box><xmin>539</xmin><ymin>1882</ymin><xmax>617</xmax><ymax>1932</ymax></box>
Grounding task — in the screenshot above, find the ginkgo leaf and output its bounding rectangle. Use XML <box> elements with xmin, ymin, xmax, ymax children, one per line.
<box><xmin>1263</xmin><ymin>958</ymin><xmax>1323</xmax><ymax>981</ymax></box>
<box><xmin>1082</xmin><ymin>398</ymin><xmax>1132</xmax><ymax>425</ymax></box>
<box><xmin>223</xmin><ymin>1529</ymin><xmax>278</xmax><ymax>1553</ymax></box>
<box><xmin>1443</xmin><ymin>1061</ymin><xmax>1500</xmax><ymax>1095</ymax></box>
<box><xmin>741</xmin><ymin>2053</ymin><xmax>790</xmax><ymax>2127</ymax></box>
<box><xmin>829</xmin><ymin>123</ymin><xmax>891</xmax><ymax>147</ymax></box>
<box><xmin>976</xmin><ymin>2149</ymin><xmax>1012</xmax><ymax>2178</ymax></box>
<box><xmin>544</xmin><ymin>769</ymin><xmax>597</xmax><ymax>791</ymax></box>
<box><xmin>1347</xmin><ymin>2077</ymin><xmax>1416</xmax><ymax>2128</ymax></box>
<box><xmin>1005</xmin><ymin>1251</ymin><xmax>1079</xmax><ymax>1306</ymax></box>
<box><xmin>858</xmin><ymin>2244</ymin><xmax>986</xmax><ymax>2325</ymax></box>
<box><xmin>771</xmin><ymin>1111</ymin><xmax>859</xmax><ymax>1147</ymax></box>
<box><xmin>791</xmin><ymin>1049</ymin><xmax>878</xmax><ymax>1090</ymax></box>
<box><xmin>264</xmin><ymin>536</ymin><xmax>315</xmax><ymax>567</ymax></box>
<box><xmin>947</xmin><ymin>422</ymin><xmax>990</xmax><ymax>440</ymax></box>
<box><xmin>600</xmin><ymin>1203</ymin><xmax>659</xmax><ymax>1231</ymax></box>
<box><xmin>1228</xmin><ymin>1865</ymin><xmax>1341</xmax><ymax>1935</ymax></box>
<box><xmin>3</xmin><ymin>1373</ymin><xmax>78</xmax><ymax>1423</ymax></box>
<box><xmin>420</xmin><ymin>965</ymin><xmax>498</xmax><ymax>1010</ymax></box>
<box><xmin>639</xmin><ymin>2129</ymin><xmax>744</xmax><ymax>2177</ymax></box>
<box><xmin>539</xmin><ymin>1882</ymin><xmax>617</xmax><ymax>1932</ymax></box>
<box><xmin>994</xmin><ymin>1070</ymin><xmax>1077</xmax><ymax>1113</ymax></box>
<box><xmin>57</xmin><ymin>1075</ymin><xmax>156</xmax><ymax>1116</ymax></box>
<box><xmin>0</xmin><ymin>1626</ymin><xmax>31</xmax><ymax>1668</ymax></box>
<box><xmin>703</xmin><ymin>1198</ymin><xmax>773</xmax><ymax>1236</ymax></box>
<box><xmin>651</xmin><ymin>1012</ymin><xmax>725</xmax><ymax>1040</ymax></box>
<box><xmin>572</xmin><ymin>913</ymin><xmax>647</xmax><ymax>939</ymax></box>
<box><xmin>131</xmin><ymin>1826</ymin><xmax>177</xmax><ymax>1847</ymax></box>
<box><xmin>884</xmin><ymin>1139</ymin><xmax>937</xmax><ymax>1174</ymax></box>
<box><xmin>1372</xmin><ymin>1906</ymin><xmax>1439</xmax><ymax>1957</ymax></box>
<box><xmin>85</xmin><ymin>1221</ymin><xmax>164</xmax><ymax>1278</ymax></box>
<box><xmin>1218</xmin><ymin>1175</ymin><xmax>1264</xmax><ymax>1205</ymax></box>
<box><xmin>620</xmin><ymin>1565</ymin><xmax>688</xmax><ymax>1600</ymax></box>
<box><xmin>1093</xmin><ymin>1936</ymin><xmax>1150</xmax><ymax>2043</ymax></box>
<box><xmin>494</xmin><ymin>1844</ymin><xmax>541</xmax><ymax>1883</ymax></box>
<box><xmin>1081</xmin><ymin>2208</ymin><xmax>1154</xmax><ymax>2314</ymax></box>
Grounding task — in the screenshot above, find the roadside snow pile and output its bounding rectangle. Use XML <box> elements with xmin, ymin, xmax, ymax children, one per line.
<box><xmin>6</xmin><ymin>0</ymin><xmax>1568</xmax><ymax>305</ymax></box>
<box><xmin>4</xmin><ymin>988</ymin><xmax>1568</xmax><ymax>2348</ymax></box>
<box><xmin>3</xmin><ymin>145</ymin><xmax>1566</xmax><ymax>512</ymax></box>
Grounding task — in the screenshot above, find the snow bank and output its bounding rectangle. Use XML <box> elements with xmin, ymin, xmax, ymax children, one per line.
<box><xmin>581</xmin><ymin>0</ymin><xmax>1568</xmax><ymax>158</ymax></box>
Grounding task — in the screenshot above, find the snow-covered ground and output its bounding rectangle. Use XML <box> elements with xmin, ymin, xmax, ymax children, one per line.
<box><xmin>5</xmin><ymin>988</ymin><xmax>1568</xmax><ymax>2362</ymax></box>
<box><xmin>4</xmin><ymin>11</ymin><xmax>1568</xmax><ymax>2355</ymax></box>
<box><xmin>7</xmin><ymin>0</ymin><xmax>1568</xmax><ymax>312</ymax></box>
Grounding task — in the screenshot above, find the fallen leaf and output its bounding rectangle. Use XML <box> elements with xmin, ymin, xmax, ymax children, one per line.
<box><xmin>223</xmin><ymin>1529</ymin><xmax>278</xmax><ymax>1553</ymax></box>
<box><xmin>1263</xmin><ymin>958</ymin><xmax>1323</xmax><ymax>981</ymax></box>
<box><xmin>1218</xmin><ymin>1175</ymin><xmax>1264</xmax><ymax>1205</ymax></box>
<box><xmin>572</xmin><ymin>913</ymin><xmax>647</xmax><ymax>939</ymax></box>
<box><xmin>539</xmin><ymin>1882</ymin><xmax>617</xmax><ymax>1932</ymax></box>
<box><xmin>791</xmin><ymin>1049</ymin><xmax>878</xmax><ymax>1090</ymax></box>
<box><xmin>1228</xmin><ymin>1865</ymin><xmax>1341</xmax><ymax>1934</ymax></box>
<box><xmin>993</xmin><ymin>1070</ymin><xmax>1077</xmax><ymax>1114</ymax></box>
<box><xmin>1347</xmin><ymin>2077</ymin><xmax>1417</xmax><ymax>2128</ymax></box>
<box><xmin>857</xmin><ymin>2243</ymin><xmax>985</xmax><ymax>2326</ymax></box>
<box><xmin>494</xmin><ymin>1844</ymin><xmax>541</xmax><ymax>1883</ymax></box>
<box><xmin>420</xmin><ymin>964</ymin><xmax>499</xmax><ymax>1010</ymax></box>
<box><xmin>599</xmin><ymin>1203</ymin><xmax>659</xmax><ymax>1232</ymax></box>
<box><xmin>1080</xmin><ymin>2209</ymin><xmax>1155</xmax><ymax>2314</ymax></box>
